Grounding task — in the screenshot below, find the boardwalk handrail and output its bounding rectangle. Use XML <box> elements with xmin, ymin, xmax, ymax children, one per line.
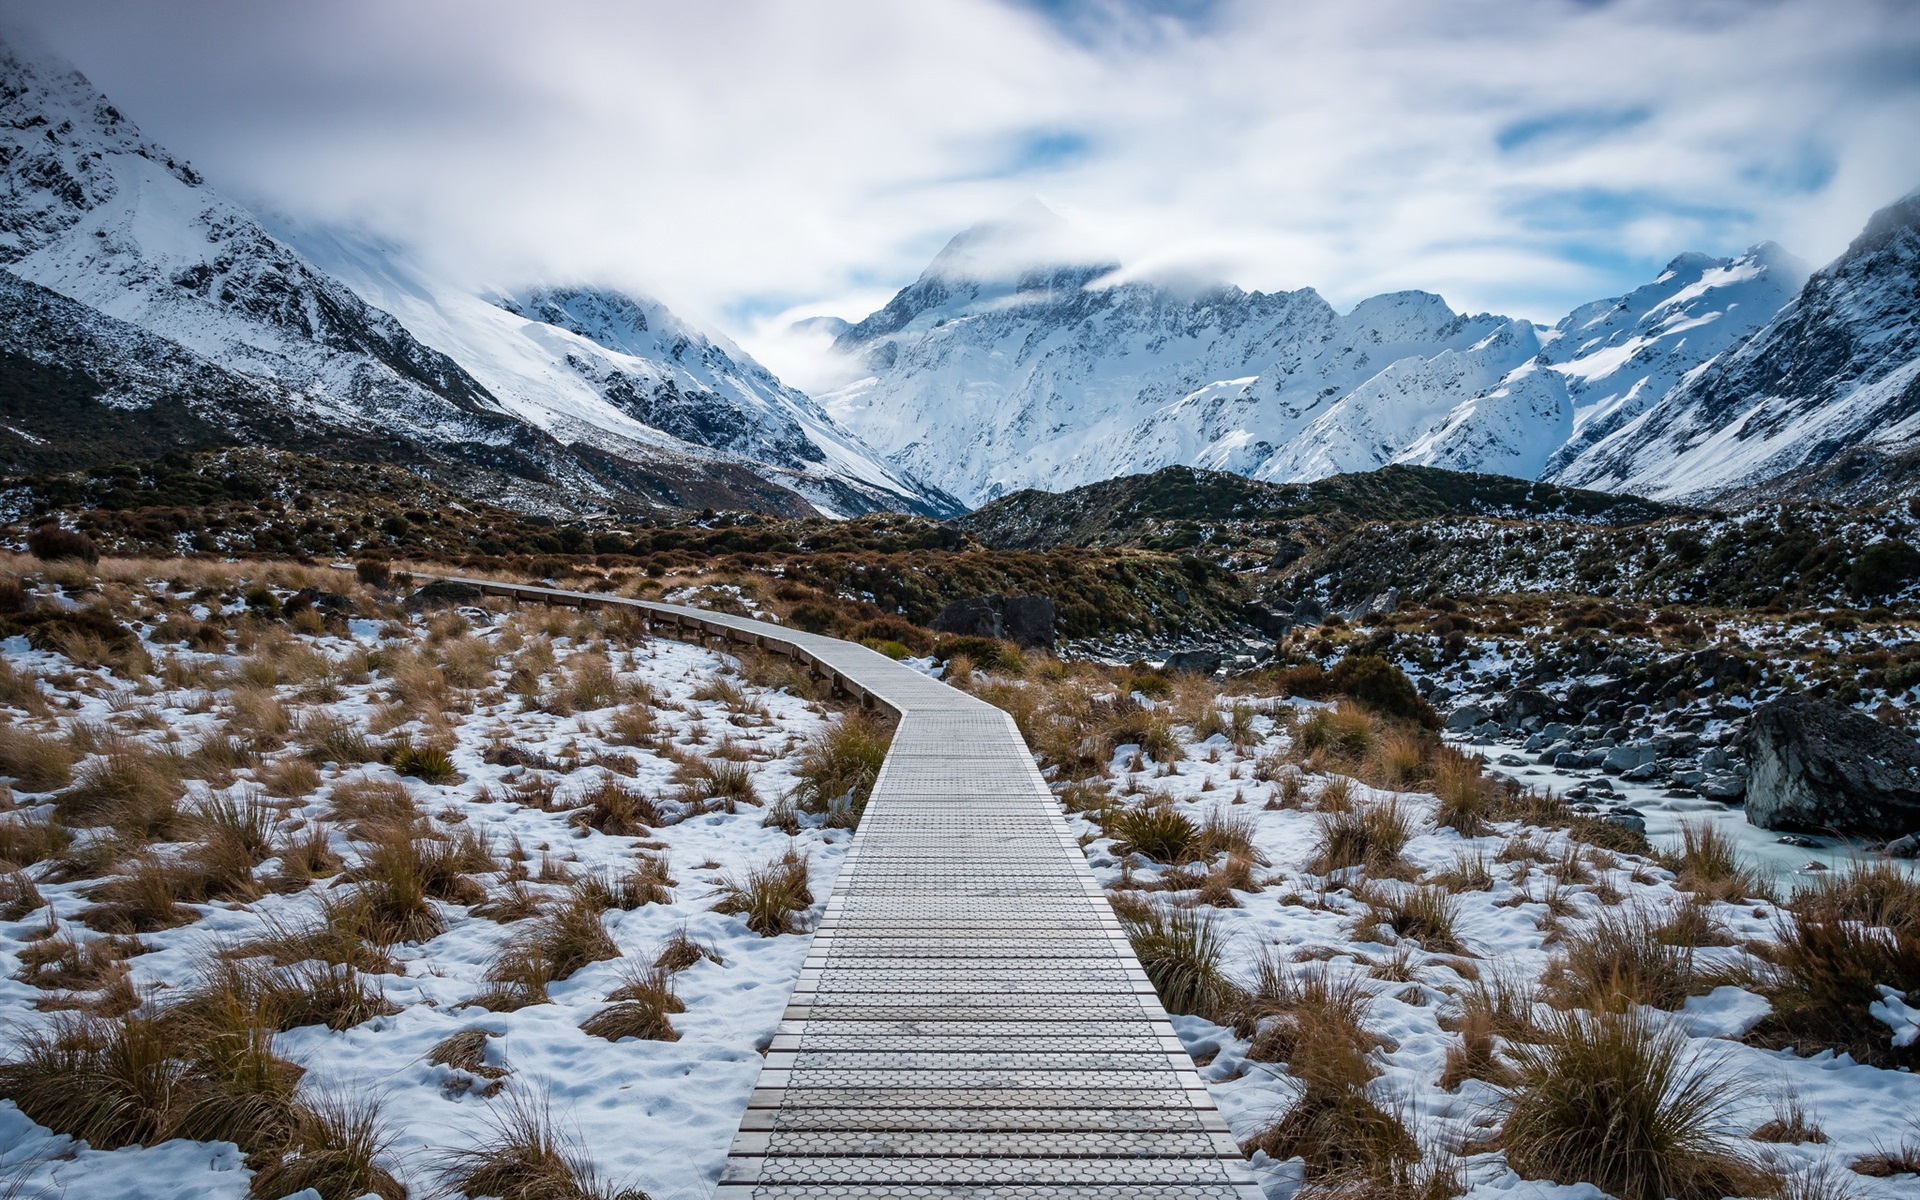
<box><xmin>433</xmin><ymin>576</ymin><xmax>1264</xmax><ymax>1200</ymax></box>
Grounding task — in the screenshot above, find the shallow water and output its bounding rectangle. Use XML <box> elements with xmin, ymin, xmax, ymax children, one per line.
<box><xmin>1464</xmin><ymin>737</ymin><xmax>1913</xmax><ymax>889</ymax></box>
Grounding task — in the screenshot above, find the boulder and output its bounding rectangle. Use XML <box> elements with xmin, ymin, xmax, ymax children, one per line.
<box><xmin>1162</xmin><ymin>649</ymin><xmax>1225</xmax><ymax>676</ymax></box>
<box><xmin>1698</xmin><ymin>773</ymin><xmax>1748</xmax><ymax>802</ymax></box>
<box><xmin>405</xmin><ymin>580</ymin><xmax>483</xmax><ymax>610</ymax></box>
<box><xmin>1744</xmin><ymin>695</ymin><xmax>1920</xmax><ymax>836</ymax></box>
<box><xmin>1290</xmin><ymin>598</ymin><xmax>1326</xmax><ymax>627</ymax></box>
<box><xmin>1504</xmin><ymin>689</ymin><xmax>1560</xmax><ymax>730</ymax></box>
<box><xmin>1445</xmin><ymin>705</ymin><xmax>1493</xmax><ymax>734</ymax></box>
<box><xmin>1602</xmin><ymin>742</ymin><xmax>1658</xmax><ymax>773</ymax></box>
<box><xmin>929</xmin><ymin>594</ymin><xmax>1056</xmax><ymax>649</ymax></box>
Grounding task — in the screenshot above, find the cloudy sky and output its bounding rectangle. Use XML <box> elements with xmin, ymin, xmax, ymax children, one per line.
<box><xmin>3</xmin><ymin>0</ymin><xmax>1917</xmax><ymax>385</ymax></box>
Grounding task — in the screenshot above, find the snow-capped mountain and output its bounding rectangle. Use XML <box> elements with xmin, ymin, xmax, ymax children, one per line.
<box><xmin>820</xmin><ymin>203</ymin><xmax>1819</xmax><ymax>507</ymax></box>
<box><xmin>282</xmin><ymin>225</ymin><xmax>959</xmax><ymax>518</ymax></box>
<box><xmin>0</xmin><ymin>33</ymin><xmax>954</xmax><ymax>518</ymax></box>
<box><xmin>1539</xmin><ymin>244</ymin><xmax>1809</xmax><ymax>478</ymax></box>
<box><xmin>1552</xmin><ymin>192</ymin><xmax>1920</xmax><ymax>501</ymax></box>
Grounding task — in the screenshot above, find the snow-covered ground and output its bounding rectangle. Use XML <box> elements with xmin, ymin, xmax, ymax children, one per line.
<box><xmin>0</xmin><ymin>573</ymin><xmax>850</xmax><ymax>1199</ymax></box>
<box><xmin>1065</xmin><ymin>702</ymin><xmax>1920</xmax><ymax>1199</ymax></box>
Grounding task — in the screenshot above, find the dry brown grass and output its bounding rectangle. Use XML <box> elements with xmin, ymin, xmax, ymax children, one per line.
<box><xmin>712</xmin><ymin>850</ymin><xmax>812</xmax><ymax>936</ymax></box>
<box><xmin>1310</xmin><ymin>797</ymin><xmax>1412</xmax><ymax>875</ymax></box>
<box><xmin>566</xmin><ymin>778</ymin><xmax>662</xmax><ymax>836</ymax></box>
<box><xmin>1541</xmin><ymin>906</ymin><xmax>1702</xmax><ymax>1012</ymax></box>
<box><xmin>0</xmin><ymin>726</ymin><xmax>74</xmax><ymax>792</ymax></box>
<box><xmin>580</xmin><ymin>962</ymin><xmax>683</xmax><ymax>1042</ymax></box>
<box><xmin>0</xmin><ymin>816</ymin><xmax>71</xmax><ymax>872</ymax></box>
<box><xmin>58</xmin><ymin>742</ymin><xmax>185</xmax><ymax>839</ymax></box>
<box><xmin>435</xmin><ymin>1091</ymin><xmax>640</xmax><ymax>1200</ymax></box>
<box><xmin>1234</xmin><ymin>954</ymin><xmax>1417</xmax><ymax>1190</ymax></box>
<box><xmin>246</xmin><ymin>1095</ymin><xmax>406</xmax><ymax>1200</ymax></box>
<box><xmin>472</xmin><ymin>891</ymin><xmax>621</xmax><ymax>1011</ymax></box>
<box><xmin>1499</xmin><ymin>1008</ymin><xmax>1771</xmax><ymax>1200</ymax></box>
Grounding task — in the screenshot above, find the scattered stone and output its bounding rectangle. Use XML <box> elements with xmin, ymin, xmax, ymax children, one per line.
<box><xmin>1504</xmin><ymin>688</ymin><xmax>1560</xmax><ymax>730</ymax></box>
<box><xmin>1445</xmin><ymin>705</ymin><xmax>1493</xmax><ymax>734</ymax></box>
<box><xmin>1290</xmin><ymin>598</ymin><xmax>1326</xmax><ymax>627</ymax></box>
<box><xmin>1886</xmin><ymin>833</ymin><xmax>1920</xmax><ymax>858</ymax></box>
<box><xmin>1161</xmin><ymin>649</ymin><xmax>1225</xmax><ymax>676</ymax></box>
<box><xmin>1601</xmin><ymin>742</ymin><xmax>1657</xmax><ymax>773</ymax></box>
<box><xmin>405</xmin><ymin>579</ymin><xmax>483</xmax><ymax>610</ymax></box>
<box><xmin>1620</xmin><ymin>762</ymin><xmax>1661</xmax><ymax>782</ymax></box>
<box><xmin>929</xmin><ymin>595</ymin><xmax>1057</xmax><ymax>648</ymax></box>
<box><xmin>1744</xmin><ymin>695</ymin><xmax>1920</xmax><ymax>837</ymax></box>
<box><xmin>1604</xmin><ymin>812</ymin><xmax>1648</xmax><ymax>834</ymax></box>
<box><xmin>1775</xmin><ymin>834</ymin><xmax>1823</xmax><ymax>848</ymax></box>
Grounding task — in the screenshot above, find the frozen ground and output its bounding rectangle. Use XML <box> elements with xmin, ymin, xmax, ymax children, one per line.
<box><xmin>1069</xmin><ymin>704</ymin><xmax>1920</xmax><ymax>1200</ymax></box>
<box><xmin>0</xmin><ymin>577</ymin><xmax>847</xmax><ymax>1199</ymax></box>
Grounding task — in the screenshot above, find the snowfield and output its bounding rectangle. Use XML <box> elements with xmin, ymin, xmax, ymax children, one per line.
<box><xmin>1063</xmin><ymin>701</ymin><xmax>1920</xmax><ymax>1199</ymax></box>
<box><xmin>0</xmin><ymin>568</ymin><xmax>853</xmax><ymax>1200</ymax></box>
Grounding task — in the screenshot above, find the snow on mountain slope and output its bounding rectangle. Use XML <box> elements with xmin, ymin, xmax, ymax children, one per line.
<box><xmin>1538</xmin><ymin>243</ymin><xmax>1808</xmax><ymax>477</ymax></box>
<box><xmin>1553</xmin><ymin>191</ymin><xmax>1920</xmax><ymax>501</ymax></box>
<box><xmin>821</xmin><ymin>202</ymin><xmax>1829</xmax><ymax>507</ymax></box>
<box><xmin>282</xmin><ymin>225</ymin><xmax>960</xmax><ymax>518</ymax></box>
<box><xmin>0</xmin><ymin>35</ymin><xmax>521</xmax><ymax>451</ymax></box>
<box><xmin>823</xmin><ymin>208</ymin><xmax>1565</xmax><ymax>506</ymax></box>
<box><xmin>0</xmin><ymin>33</ymin><xmax>952</xmax><ymax>518</ymax></box>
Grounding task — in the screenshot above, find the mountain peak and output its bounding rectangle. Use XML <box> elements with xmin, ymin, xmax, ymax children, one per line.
<box><xmin>921</xmin><ymin>198</ymin><xmax>1111</xmax><ymax>284</ymax></box>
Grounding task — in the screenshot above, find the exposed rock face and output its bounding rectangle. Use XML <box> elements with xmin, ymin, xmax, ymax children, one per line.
<box><xmin>928</xmin><ymin>594</ymin><xmax>1056</xmax><ymax>648</ymax></box>
<box><xmin>1745</xmin><ymin>694</ymin><xmax>1920</xmax><ymax>837</ymax></box>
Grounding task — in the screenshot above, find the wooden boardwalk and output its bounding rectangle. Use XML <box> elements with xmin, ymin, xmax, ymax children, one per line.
<box><xmin>443</xmin><ymin>579</ymin><xmax>1264</xmax><ymax>1200</ymax></box>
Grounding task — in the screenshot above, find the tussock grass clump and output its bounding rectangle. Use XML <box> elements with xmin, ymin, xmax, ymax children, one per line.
<box><xmin>15</xmin><ymin>930</ymin><xmax>144</xmax><ymax>992</ymax></box>
<box><xmin>59</xmin><ymin>743</ymin><xmax>186</xmax><ymax>839</ymax></box>
<box><xmin>1234</xmin><ymin>955</ymin><xmax>1416</xmax><ymax>1188</ymax></box>
<box><xmin>1499</xmin><ymin>1008</ymin><xmax>1770</xmax><ymax>1200</ymax></box>
<box><xmin>713</xmin><ymin>851</ymin><xmax>813</xmax><ymax>936</ymax></box>
<box><xmin>78</xmin><ymin>853</ymin><xmax>205</xmax><ymax>932</ymax></box>
<box><xmin>567</xmin><ymin>778</ymin><xmax>662</xmax><ymax>836</ymax></box>
<box><xmin>384</xmin><ymin>740</ymin><xmax>460</xmax><ymax>784</ymax></box>
<box><xmin>1123</xmin><ymin>901</ymin><xmax>1234</xmax><ymax>1020</ymax></box>
<box><xmin>1195</xmin><ymin>806</ymin><xmax>1265</xmax><ymax>864</ymax></box>
<box><xmin>429</xmin><ymin>1028</ymin><xmax>509</xmax><ymax>1082</ymax></box>
<box><xmin>791</xmin><ymin>712</ymin><xmax>891</xmax><ymax>823</ymax></box>
<box><xmin>246</xmin><ymin>1096</ymin><xmax>406</xmax><ymax>1200</ymax></box>
<box><xmin>326</xmin><ymin>778</ymin><xmax>419</xmax><ymax>835</ymax></box>
<box><xmin>1292</xmin><ymin>705</ymin><xmax>1379</xmax><ymax>762</ymax></box>
<box><xmin>1430</xmin><ymin>749</ymin><xmax>1496</xmax><ymax>837</ymax></box>
<box><xmin>243</xmin><ymin>890</ymin><xmax>398</xmax><ymax>974</ymax></box>
<box><xmin>1667</xmin><ymin>819</ymin><xmax>1767</xmax><ymax>902</ymax></box>
<box><xmin>1229</xmin><ymin>954</ymin><xmax>1377</xmax><ymax>1066</ymax></box>
<box><xmin>436</xmin><ymin>1092</ymin><xmax>642</xmax><ymax>1200</ymax></box>
<box><xmin>675</xmin><ymin>756</ymin><xmax>757</xmax><ymax>811</ymax></box>
<box><xmin>580</xmin><ymin>963</ymin><xmax>683</xmax><ymax>1042</ymax></box>
<box><xmin>1310</xmin><ymin>798</ymin><xmax>1412</xmax><ymax>875</ymax></box>
<box><xmin>257</xmin><ymin>755</ymin><xmax>322</xmax><ymax>799</ymax></box>
<box><xmin>0</xmin><ymin>868</ymin><xmax>45</xmax><ymax>919</ymax></box>
<box><xmin>298</xmin><ymin>712</ymin><xmax>383</xmax><ymax>765</ymax></box>
<box><xmin>0</xmin><ymin>1013</ymin><xmax>185</xmax><ymax>1149</ymax></box>
<box><xmin>473</xmin><ymin>892</ymin><xmax>620</xmax><ymax>1011</ymax></box>
<box><xmin>576</xmin><ymin>857</ymin><xmax>673</xmax><ymax>910</ymax></box>
<box><xmin>1363</xmin><ymin>885</ymin><xmax>1463</xmax><ymax>954</ymax></box>
<box><xmin>0</xmin><ymin>816</ymin><xmax>71</xmax><ymax>872</ymax></box>
<box><xmin>1105</xmin><ymin>800</ymin><xmax>1199</xmax><ymax>864</ymax></box>
<box><xmin>1747</xmin><ymin>906</ymin><xmax>1920</xmax><ymax>1065</ymax></box>
<box><xmin>1544</xmin><ymin>906</ymin><xmax>1703</xmax><ymax>1012</ymax></box>
<box><xmin>0</xmin><ymin>726</ymin><xmax>74</xmax><ymax>792</ymax></box>
<box><xmin>1793</xmin><ymin>857</ymin><xmax>1920</xmax><ymax>931</ymax></box>
<box><xmin>654</xmin><ymin>928</ymin><xmax>722</xmax><ymax>973</ymax></box>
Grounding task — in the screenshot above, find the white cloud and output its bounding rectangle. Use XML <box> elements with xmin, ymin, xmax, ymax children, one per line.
<box><xmin>3</xmin><ymin>0</ymin><xmax>1916</xmax><ymax>385</ymax></box>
